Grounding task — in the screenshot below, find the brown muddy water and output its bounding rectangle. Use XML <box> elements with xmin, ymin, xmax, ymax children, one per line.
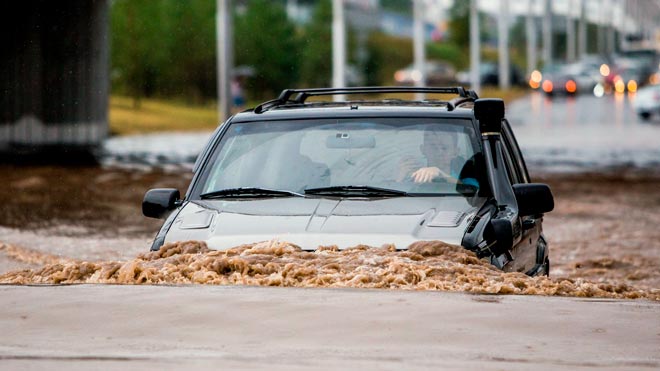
<box><xmin>1</xmin><ymin>240</ymin><xmax>657</xmax><ymax>300</ymax></box>
<box><xmin>1</xmin><ymin>165</ymin><xmax>659</xmax><ymax>300</ymax></box>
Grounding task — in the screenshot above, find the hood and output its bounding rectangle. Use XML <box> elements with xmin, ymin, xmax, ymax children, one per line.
<box><xmin>165</xmin><ymin>196</ymin><xmax>485</xmax><ymax>250</ymax></box>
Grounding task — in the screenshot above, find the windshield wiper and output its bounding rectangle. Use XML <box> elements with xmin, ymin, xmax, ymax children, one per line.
<box><xmin>200</xmin><ymin>187</ymin><xmax>304</xmax><ymax>199</ymax></box>
<box><xmin>304</xmin><ymin>185</ymin><xmax>408</xmax><ymax>197</ymax></box>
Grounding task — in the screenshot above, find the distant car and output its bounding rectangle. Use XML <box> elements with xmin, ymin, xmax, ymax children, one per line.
<box><xmin>143</xmin><ymin>86</ymin><xmax>554</xmax><ymax>276</ymax></box>
<box><xmin>617</xmin><ymin>48</ymin><xmax>659</xmax><ymax>84</ymax></box>
<box><xmin>394</xmin><ymin>61</ymin><xmax>456</xmax><ymax>86</ymax></box>
<box><xmin>633</xmin><ymin>84</ymin><xmax>660</xmax><ymax>120</ymax></box>
<box><xmin>480</xmin><ymin>62</ymin><xmax>524</xmax><ymax>86</ymax></box>
<box><xmin>604</xmin><ymin>59</ymin><xmax>646</xmax><ymax>93</ymax></box>
<box><xmin>456</xmin><ymin>62</ymin><xmax>524</xmax><ymax>87</ymax></box>
<box><xmin>540</xmin><ymin>63</ymin><xmax>599</xmax><ymax>96</ymax></box>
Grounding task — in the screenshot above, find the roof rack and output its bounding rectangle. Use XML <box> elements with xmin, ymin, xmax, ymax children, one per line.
<box><xmin>253</xmin><ymin>86</ymin><xmax>479</xmax><ymax>113</ymax></box>
<box><xmin>447</xmin><ymin>89</ymin><xmax>479</xmax><ymax>110</ymax></box>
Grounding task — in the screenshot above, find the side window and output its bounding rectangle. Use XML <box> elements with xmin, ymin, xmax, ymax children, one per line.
<box><xmin>500</xmin><ymin>141</ymin><xmax>521</xmax><ymax>184</ymax></box>
<box><xmin>502</xmin><ymin>121</ymin><xmax>530</xmax><ymax>183</ymax></box>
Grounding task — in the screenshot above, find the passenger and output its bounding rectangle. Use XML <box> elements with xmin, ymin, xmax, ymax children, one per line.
<box><xmin>400</xmin><ymin>129</ymin><xmax>479</xmax><ymax>189</ymax></box>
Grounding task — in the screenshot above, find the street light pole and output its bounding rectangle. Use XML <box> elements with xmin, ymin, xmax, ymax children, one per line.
<box><xmin>498</xmin><ymin>0</ymin><xmax>510</xmax><ymax>89</ymax></box>
<box><xmin>526</xmin><ymin>0</ymin><xmax>537</xmax><ymax>77</ymax></box>
<box><xmin>542</xmin><ymin>0</ymin><xmax>552</xmax><ymax>64</ymax></box>
<box><xmin>598</xmin><ymin>0</ymin><xmax>606</xmax><ymax>54</ymax></box>
<box><xmin>567</xmin><ymin>0</ymin><xmax>576</xmax><ymax>62</ymax></box>
<box><xmin>470</xmin><ymin>0</ymin><xmax>481</xmax><ymax>93</ymax></box>
<box><xmin>578</xmin><ymin>0</ymin><xmax>587</xmax><ymax>58</ymax></box>
<box><xmin>332</xmin><ymin>0</ymin><xmax>346</xmax><ymax>101</ymax></box>
<box><xmin>216</xmin><ymin>0</ymin><xmax>232</xmax><ymax>122</ymax></box>
<box><xmin>413</xmin><ymin>0</ymin><xmax>426</xmax><ymax>100</ymax></box>
<box><xmin>607</xmin><ymin>0</ymin><xmax>616</xmax><ymax>54</ymax></box>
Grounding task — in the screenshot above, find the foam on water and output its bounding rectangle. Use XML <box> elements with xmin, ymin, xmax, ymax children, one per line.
<box><xmin>1</xmin><ymin>240</ymin><xmax>657</xmax><ymax>300</ymax></box>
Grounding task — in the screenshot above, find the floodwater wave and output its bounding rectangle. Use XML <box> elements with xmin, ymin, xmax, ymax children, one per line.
<box><xmin>1</xmin><ymin>240</ymin><xmax>657</xmax><ymax>300</ymax></box>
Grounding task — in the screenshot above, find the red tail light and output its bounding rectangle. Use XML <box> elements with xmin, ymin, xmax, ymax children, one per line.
<box><xmin>542</xmin><ymin>80</ymin><xmax>553</xmax><ymax>93</ymax></box>
<box><xmin>565</xmin><ymin>80</ymin><xmax>577</xmax><ymax>93</ymax></box>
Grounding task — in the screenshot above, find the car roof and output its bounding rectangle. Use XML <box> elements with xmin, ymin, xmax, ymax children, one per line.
<box><xmin>231</xmin><ymin>103</ymin><xmax>477</xmax><ymax>123</ymax></box>
<box><xmin>231</xmin><ymin>87</ymin><xmax>483</xmax><ymax>123</ymax></box>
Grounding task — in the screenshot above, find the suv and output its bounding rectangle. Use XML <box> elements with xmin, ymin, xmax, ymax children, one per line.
<box><xmin>143</xmin><ymin>87</ymin><xmax>554</xmax><ymax>276</ymax></box>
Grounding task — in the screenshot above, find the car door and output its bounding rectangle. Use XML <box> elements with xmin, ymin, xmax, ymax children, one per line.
<box><xmin>499</xmin><ymin>120</ymin><xmax>542</xmax><ymax>274</ymax></box>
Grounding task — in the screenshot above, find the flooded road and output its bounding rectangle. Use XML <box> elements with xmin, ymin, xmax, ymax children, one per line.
<box><xmin>102</xmin><ymin>131</ymin><xmax>210</xmax><ymax>170</ymax></box>
<box><xmin>2</xmin><ymin>92</ymin><xmax>660</xmax><ymax>368</ymax></box>
<box><xmin>1</xmin><ymin>165</ymin><xmax>659</xmax><ymax>293</ymax></box>
<box><xmin>2</xmin><ymin>239</ymin><xmax>656</xmax><ymax>299</ymax></box>
<box><xmin>3</xmin><ymin>92</ymin><xmax>659</xmax><ymax>289</ymax></box>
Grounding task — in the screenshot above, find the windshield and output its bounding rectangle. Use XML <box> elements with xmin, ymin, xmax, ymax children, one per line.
<box><xmin>196</xmin><ymin>118</ymin><xmax>484</xmax><ymax>197</ymax></box>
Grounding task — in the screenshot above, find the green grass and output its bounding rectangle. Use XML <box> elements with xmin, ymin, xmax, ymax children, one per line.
<box><xmin>109</xmin><ymin>88</ymin><xmax>528</xmax><ymax>136</ymax></box>
<box><xmin>109</xmin><ymin>96</ymin><xmax>220</xmax><ymax>135</ymax></box>
<box><xmin>478</xmin><ymin>86</ymin><xmax>528</xmax><ymax>103</ymax></box>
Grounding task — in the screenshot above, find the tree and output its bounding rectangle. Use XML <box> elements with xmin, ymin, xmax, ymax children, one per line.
<box><xmin>111</xmin><ymin>0</ymin><xmax>224</xmax><ymax>104</ymax></box>
<box><xmin>380</xmin><ymin>0</ymin><xmax>412</xmax><ymax>15</ymax></box>
<box><xmin>448</xmin><ymin>0</ymin><xmax>487</xmax><ymax>50</ymax></box>
<box><xmin>366</xmin><ymin>32</ymin><xmax>412</xmax><ymax>85</ymax></box>
<box><xmin>111</xmin><ymin>0</ymin><xmax>170</xmax><ymax>107</ymax></box>
<box><xmin>165</xmin><ymin>1</ymin><xmax>217</xmax><ymax>102</ymax></box>
<box><xmin>234</xmin><ymin>0</ymin><xmax>301</xmax><ymax>99</ymax></box>
<box><xmin>300</xmin><ymin>0</ymin><xmax>332</xmax><ymax>87</ymax></box>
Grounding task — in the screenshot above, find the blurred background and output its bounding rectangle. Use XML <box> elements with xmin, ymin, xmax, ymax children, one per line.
<box><xmin>2</xmin><ymin>0</ymin><xmax>660</xmax><ymax>148</ymax></box>
<box><xmin>0</xmin><ymin>0</ymin><xmax>659</xmax><ymax>288</ymax></box>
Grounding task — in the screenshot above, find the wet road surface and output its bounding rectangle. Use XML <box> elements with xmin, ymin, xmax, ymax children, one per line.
<box><xmin>0</xmin><ymin>285</ymin><xmax>658</xmax><ymax>370</ymax></box>
<box><xmin>508</xmin><ymin>92</ymin><xmax>660</xmax><ymax>172</ymax></box>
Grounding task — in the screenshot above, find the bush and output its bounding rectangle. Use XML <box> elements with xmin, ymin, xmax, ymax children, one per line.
<box><xmin>426</xmin><ymin>43</ymin><xmax>467</xmax><ymax>70</ymax></box>
<box><xmin>366</xmin><ymin>32</ymin><xmax>467</xmax><ymax>85</ymax></box>
<box><xmin>234</xmin><ymin>0</ymin><xmax>301</xmax><ymax>100</ymax></box>
<box><xmin>366</xmin><ymin>33</ymin><xmax>413</xmax><ymax>85</ymax></box>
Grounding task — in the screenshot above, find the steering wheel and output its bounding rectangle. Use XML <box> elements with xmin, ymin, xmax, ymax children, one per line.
<box><xmin>405</xmin><ymin>177</ymin><xmax>449</xmax><ymax>193</ymax></box>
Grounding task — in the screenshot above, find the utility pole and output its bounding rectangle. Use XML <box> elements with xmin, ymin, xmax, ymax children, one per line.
<box><xmin>526</xmin><ymin>0</ymin><xmax>538</xmax><ymax>76</ymax></box>
<box><xmin>598</xmin><ymin>0</ymin><xmax>606</xmax><ymax>54</ymax></box>
<box><xmin>567</xmin><ymin>0</ymin><xmax>576</xmax><ymax>62</ymax></box>
<box><xmin>635</xmin><ymin>0</ymin><xmax>642</xmax><ymax>40</ymax></box>
<box><xmin>645</xmin><ymin>2</ymin><xmax>652</xmax><ymax>43</ymax></box>
<box><xmin>578</xmin><ymin>0</ymin><xmax>587</xmax><ymax>58</ymax></box>
<box><xmin>542</xmin><ymin>0</ymin><xmax>552</xmax><ymax>64</ymax></box>
<box><xmin>607</xmin><ymin>0</ymin><xmax>616</xmax><ymax>54</ymax></box>
<box><xmin>332</xmin><ymin>0</ymin><xmax>346</xmax><ymax>101</ymax></box>
<box><xmin>621</xmin><ymin>0</ymin><xmax>631</xmax><ymax>50</ymax></box>
<box><xmin>216</xmin><ymin>0</ymin><xmax>233</xmax><ymax>122</ymax></box>
<box><xmin>413</xmin><ymin>0</ymin><xmax>426</xmax><ymax>100</ymax></box>
<box><xmin>470</xmin><ymin>0</ymin><xmax>481</xmax><ymax>93</ymax></box>
<box><xmin>498</xmin><ymin>0</ymin><xmax>510</xmax><ymax>89</ymax></box>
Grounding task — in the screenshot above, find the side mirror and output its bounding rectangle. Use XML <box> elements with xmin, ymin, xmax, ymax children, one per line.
<box><xmin>142</xmin><ymin>188</ymin><xmax>181</xmax><ymax>219</ymax></box>
<box><xmin>512</xmin><ymin>183</ymin><xmax>554</xmax><ymax>217</ymax></box>
<box><xmin>485</xmin><ymin>218</ymin><xmax>513</xmax><ymax>255</ymax></box>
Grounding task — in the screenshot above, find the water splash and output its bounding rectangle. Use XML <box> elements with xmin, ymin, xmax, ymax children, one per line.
<box><xmin>1</xmin><ymin>240</ymin><xmax>657</xmax><ymax>300</ymax></box>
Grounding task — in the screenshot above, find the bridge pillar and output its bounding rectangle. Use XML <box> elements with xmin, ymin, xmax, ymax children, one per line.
<box><xmin>0</xmin><ymin>0</ymin><xmax>109</xmax><ymax>157</ymax></box>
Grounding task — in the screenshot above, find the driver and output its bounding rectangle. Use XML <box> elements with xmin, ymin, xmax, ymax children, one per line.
<box><xmin>399</xmin><ymin>129</ymin><xmax>479</xmax><ymax>189</ymax></box>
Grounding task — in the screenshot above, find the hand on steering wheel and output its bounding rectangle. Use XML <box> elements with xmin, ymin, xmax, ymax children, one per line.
<box><xmin>411</xmin><ymin>167</ymin><xmax>449</xmax><ymax>183</ymax></box>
